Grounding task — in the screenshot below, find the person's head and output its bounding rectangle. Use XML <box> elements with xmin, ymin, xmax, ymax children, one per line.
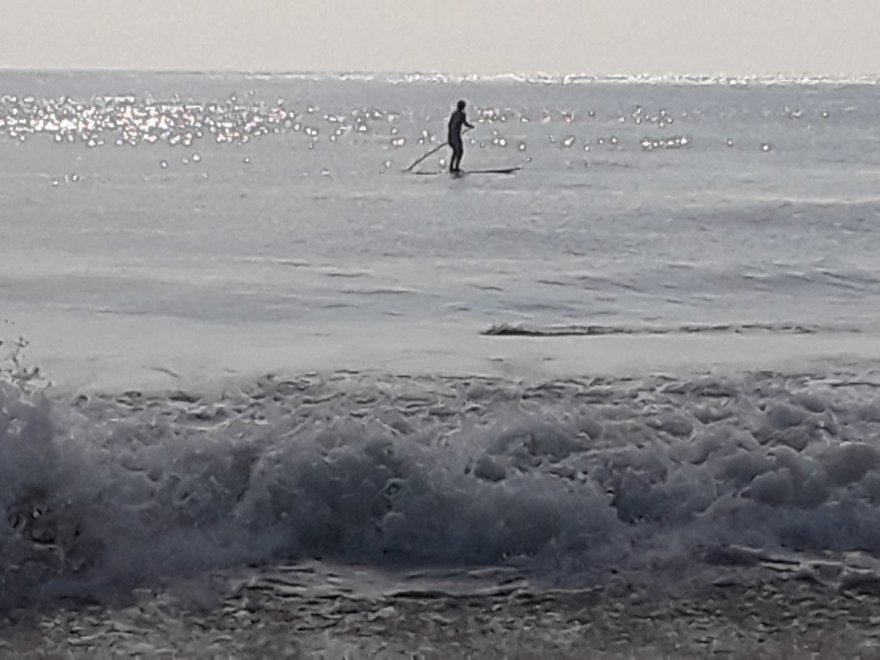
<box><xmin>457</xmin><ymin>100</ymin><xmax>467</xmax><ymax>111</ymax></box>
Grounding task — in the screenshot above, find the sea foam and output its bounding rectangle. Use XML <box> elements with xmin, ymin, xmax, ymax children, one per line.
<box><xmin>4</xmin><ymin>368</ymin><xmax>880</xmax><ymax>606</ymax></box>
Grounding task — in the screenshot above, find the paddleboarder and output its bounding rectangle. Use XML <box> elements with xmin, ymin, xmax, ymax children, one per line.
<box><xmin>448</xmin><ymin>100</ymin><xmax>474</xmax><ymax>174</ymax></box>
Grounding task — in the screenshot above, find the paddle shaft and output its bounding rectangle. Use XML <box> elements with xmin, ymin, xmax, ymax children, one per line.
<box><xmin>403</xmin><ymin>126</ymin><xmax>474</xmax><ymax>172</ymax></box>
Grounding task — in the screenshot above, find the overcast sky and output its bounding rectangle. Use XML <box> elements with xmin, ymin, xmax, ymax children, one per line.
<box><xmin>1</xmin><ymin>0</ymin><xmax>877</xmax><ymax>75</ymax></box>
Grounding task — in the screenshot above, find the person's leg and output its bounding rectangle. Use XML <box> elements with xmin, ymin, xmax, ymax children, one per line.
<box><xmin>450</xmin><ymin>139</ymin><xmax>462</xmax><ymax>172</ymax></box>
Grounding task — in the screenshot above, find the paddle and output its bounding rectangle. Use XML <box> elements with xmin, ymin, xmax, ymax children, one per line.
<box><xmin>403</xmin><ymin>126</ymin><xmax>474</xmax><ymax>172</ymax></box>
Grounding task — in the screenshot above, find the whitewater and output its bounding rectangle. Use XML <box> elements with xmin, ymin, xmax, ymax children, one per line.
<box><xmin>4</xmin><ymin>70</ymin><xmax>880</xmax><ymax>657</ymax></box>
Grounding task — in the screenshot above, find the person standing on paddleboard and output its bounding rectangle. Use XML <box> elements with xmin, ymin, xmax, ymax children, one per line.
<box><xmin>448</xmin><ymin>100</ymin><xmax>474</xmax><ymax>174</ymax></box>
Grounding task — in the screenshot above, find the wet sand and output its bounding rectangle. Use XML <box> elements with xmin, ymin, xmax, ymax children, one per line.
<box><xmin>4</xmin><ymin>562</ymin><xmax>880</xmax><ymax>658</ymax></box>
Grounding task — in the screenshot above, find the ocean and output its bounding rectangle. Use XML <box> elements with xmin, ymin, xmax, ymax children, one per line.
<box><xmin>3</xmin><ymin>70</ymin><xmax>880</xmax><ymax>657</ymax></box>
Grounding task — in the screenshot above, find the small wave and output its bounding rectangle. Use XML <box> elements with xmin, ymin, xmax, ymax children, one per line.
<box><xmin>481</xmin><ymin>322</ymin><xmax>852</xmax><ymax>337</ymax></box>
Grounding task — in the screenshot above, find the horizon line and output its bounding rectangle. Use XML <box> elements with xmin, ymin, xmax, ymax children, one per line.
<box><xmin>1</xmin><ymin>67</ymin><xmax>879</xmax><ymax>85</ymax></box>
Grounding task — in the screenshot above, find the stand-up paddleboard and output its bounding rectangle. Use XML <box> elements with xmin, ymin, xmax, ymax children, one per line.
<box><xmin>410</xmin><ymin>166</ymin><xmax>522</xmax><ymax>177</ymax></box>
<box><xmin>460</xmin><ymin>166</ymin><xmax>522</xmax><ymax>175</ymax></box>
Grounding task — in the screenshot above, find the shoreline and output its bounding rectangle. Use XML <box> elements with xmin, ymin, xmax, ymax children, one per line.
<box><xmin>6</xmin><ymin>310</ymin><xmax>880</xmax><ymax>395</ymax></box>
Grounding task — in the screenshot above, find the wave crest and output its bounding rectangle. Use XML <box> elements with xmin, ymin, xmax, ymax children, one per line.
<box><xmin>481</xmin><ymin>321</ymin><xmax>841</xmax><ymax>337</ymax></box>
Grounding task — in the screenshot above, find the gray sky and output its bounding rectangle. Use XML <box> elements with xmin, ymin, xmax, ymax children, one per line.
<box><xmin>2</xmin><ymin>0</ymin><xmax>878</xmax><ymax>75</ymax></box>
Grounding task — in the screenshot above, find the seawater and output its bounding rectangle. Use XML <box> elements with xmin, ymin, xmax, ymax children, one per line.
<box><xmin>3</xmin><ymin>72</ymin><xmax>880</xmax><ymax>653</ymax></box>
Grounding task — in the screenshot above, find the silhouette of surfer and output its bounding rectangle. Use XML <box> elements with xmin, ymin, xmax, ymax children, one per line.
<box><xmin>448</xmin><ymin>100</ymin><xmax>474</xmax><ymax>174</ymax></box>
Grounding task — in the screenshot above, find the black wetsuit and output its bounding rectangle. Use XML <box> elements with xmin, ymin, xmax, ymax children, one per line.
<box><xmin>447</xmin><ymin>108</ymin><xmax>474</xmax><ymax>173</ymax></box>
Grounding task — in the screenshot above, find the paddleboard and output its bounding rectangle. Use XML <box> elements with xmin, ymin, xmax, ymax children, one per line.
<box><xmin>460</xmin><ymin>167</ymin><xmax>522</xmax><ymax>175</ymax></box>
<box><xmin>411</xmin><ymin>166</ymin><xmax>522</xmax><ymax>177</ymax></box>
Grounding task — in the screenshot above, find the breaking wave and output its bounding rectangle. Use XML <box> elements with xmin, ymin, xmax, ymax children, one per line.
<box><xmin>5</xmin><ymin>366</ymin><xmax>880</xmax><ymax>606</ymax></box>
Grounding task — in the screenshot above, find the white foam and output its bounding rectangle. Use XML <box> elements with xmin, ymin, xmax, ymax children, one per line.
<box><xmin>5</xmin><ymin>367</ymin><xmax>880</xmax><ymax>605</ymax></box>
